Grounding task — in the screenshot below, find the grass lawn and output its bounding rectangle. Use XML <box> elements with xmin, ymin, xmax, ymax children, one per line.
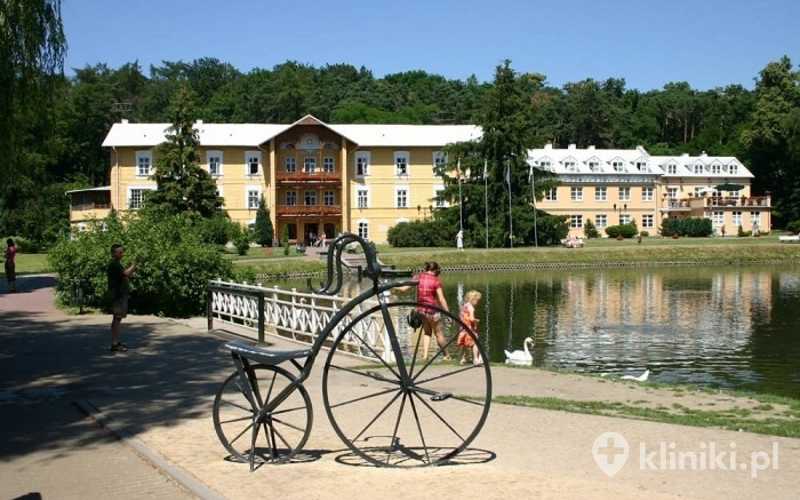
<box><xmin>223</xmin><ymin>245</ymin><xmax>305</xmax><ymax>261</ymax></box>
<box><xmin>0</xmin><ymin>253</ymin><xmax>51</xmax><ymax>276</ymax></box>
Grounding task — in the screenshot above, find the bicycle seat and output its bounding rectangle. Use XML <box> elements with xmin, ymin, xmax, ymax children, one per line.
<box><xmin>225</xmin><ymin>340</ymin><xmax>311</xmax><ymax>365</ymax></box>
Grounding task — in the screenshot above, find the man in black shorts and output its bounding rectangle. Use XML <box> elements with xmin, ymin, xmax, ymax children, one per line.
<box><xmin>108</xmin><ymin>244</ymin><xmax>136</xmax><ymax>352</ymax></box>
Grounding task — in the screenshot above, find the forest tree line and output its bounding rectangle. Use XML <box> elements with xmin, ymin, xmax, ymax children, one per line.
<box><xmin>3</xmin><ymin>53</ymin><xmax>800</xmax><ymax>246</ymax></box>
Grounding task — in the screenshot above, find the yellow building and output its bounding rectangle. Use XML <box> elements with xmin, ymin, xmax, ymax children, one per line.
<box><xmin>70</xmin><ymin>115</ymin><xmax>478</xmax><ymax>243</ymax></box>
<box><xmin>70</xmin><ymin>116</ymin><xmax>770</xmax><ymax>242</ymax></box>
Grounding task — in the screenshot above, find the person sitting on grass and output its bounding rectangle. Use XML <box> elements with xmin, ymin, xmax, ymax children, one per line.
<box><xmin>108</xmin><ymin>244</ymin><xmax>136</xmax><ymax>352</ymax></box>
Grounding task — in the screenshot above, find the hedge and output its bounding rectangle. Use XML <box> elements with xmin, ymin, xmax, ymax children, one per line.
<box><xmin>661</xmin><ymin>217</ymin><xmax>713</xmax><ymax>237</ymax></box>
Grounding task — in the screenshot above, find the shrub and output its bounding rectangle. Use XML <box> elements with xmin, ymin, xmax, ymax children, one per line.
<box><xmin>253</xmin><ymin>198</ymin><xmax>274</xmax><ymax>246</ymax></box>
<box><xmin>584</xmin><ymin>219</ymin><xmax>600</xmax><ymax>239</ymax></box>
<box><xmin>640</xmin><ymin>231</ymin><xmax>649</xmax><ymax>237</ymax></box>
<box><xmin>281</xmin><ymin>225</ymin><xmax>290</xmax><ymax>255</ymax></box>
<box><xmin>787</xmin><ymin>220</ymin><xmax>800</xmax><ymax>235</ymax></box>
<box><xmin>195</xmin><ymin>213</ymin><xmax>236</xmax><ymax>246</ymax></box>
<box><xmin>232</xmin><ymin>225</ymin><xmax>252</xmax><ymax>256</ymax></box>
<box><xmin>48</xmin><ymin>213</ymin><xmax>234</xmax><ymax>317</ymax></box>
<box><xmin>605</xmin><ymin>223</ymin><xmax>637</xmax><ymax>239</ymax></box>
<box><xmin>3</xmin><ymin>236</ymin><xmax>39</xmax><ymax>253</ymax></box>
<box><xmin>660</xmin><ymin>217</ymin><xmax>713</xmax><ymax>237</ymax></box>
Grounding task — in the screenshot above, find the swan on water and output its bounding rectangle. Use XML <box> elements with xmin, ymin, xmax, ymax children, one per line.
<box><xmin>504</xmin><ymin>337</ymin><xmax>534</xmax><ymax>365</ymax></box>
<box><xmin>620</xmin><ymin>369</ymin><xmax>650</xmax><ymax>382</ymax></box>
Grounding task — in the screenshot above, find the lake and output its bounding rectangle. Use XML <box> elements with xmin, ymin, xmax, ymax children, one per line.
<box><xmin>284</xmin><ymin>264</ymin><xmax>800</xmax><ymax>398</ymax></box>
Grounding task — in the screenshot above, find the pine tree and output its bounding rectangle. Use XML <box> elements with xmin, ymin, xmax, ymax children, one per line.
<box><xmin>253</xmin><ymin>197</ymin><xmax>273</xmax><ymax>246</ymax></box>
<box><xmin>146</xmin><ymin>86</ymin><xmax>221</xmax><ymax>218</ymax></box>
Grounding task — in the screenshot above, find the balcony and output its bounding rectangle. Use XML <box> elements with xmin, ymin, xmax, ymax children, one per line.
<box><xmin>276</xmin><ymin>169</ymin><xmax>341</xmax><ymax>184</ymax></box>
<box><xmin>660</xmin><ymin>199</ymin><xmax>692</xmax><ymax>212</ymax></box>
<box><xmin>71</xmin><ymin>201</ymin><xmax>111</xmax><ymax>211</ymax></box>
<box><xmin>702</xmin><ymin>196</ymin><xmax>771</xmax><ymax>208</ymax></box>
<box><xmin>276</xmin><ymin>204</ymin><xmax>342</xmax><ymax>217</ymax></box>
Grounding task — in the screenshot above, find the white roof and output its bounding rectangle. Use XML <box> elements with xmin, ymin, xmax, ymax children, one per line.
<box><xmin>528</xmin><ymin>144</ymin><xmax>656</xmax><ymax>175</ymax></box>
<box><xmin>65</xmin><ymin>186</ymin><xmax>111</xmax><ymax>194</ymax></box>
<box><xmin>649</xmin><ymin>154</ymin><xmax>753</xmax><ymax>178</ymax></box>
<box><xmin>102</xmin><ymin>115</ymin><xmax>481</xmax><ymax>148</ymax></box>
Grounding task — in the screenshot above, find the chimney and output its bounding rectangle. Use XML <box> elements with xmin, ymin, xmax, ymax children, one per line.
<box><xmin>568</xmin><ymin>143</ymin><xmax>577</xmax><ymax>150</ymax></box>
<box><xmin>700</xmin><ymin>150</ymin><xmax>707</xmax><ymax>157</ymax></box>
<box><xmin>587</xmin><ymin>145</ymin><xmax>595</xmax><ymax>150</ymax></box>
<box><xmin>544</xmin><ymin>143</ymin><xmax>552</xmax><ymax>150</ymax></box>
<box><xmin>195</xmin><ymin>119</ymin><xmax>204</xmax><ymax>126</ymax></box>
<box><xmin>681</xmin><ymin>153</ymin><xmax>690</xmax><ymax>158</ymax></box>
<box><xmin>121</xmin><ymin>119</ymin><xmax>129</xmax><ymax>124</ymax></box>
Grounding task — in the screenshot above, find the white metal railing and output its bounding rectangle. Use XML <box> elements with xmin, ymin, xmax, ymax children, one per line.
<box><xmin>208</xmin><ymin>280</ymin><xmax>408</xmax><ymax>362</ymax></box>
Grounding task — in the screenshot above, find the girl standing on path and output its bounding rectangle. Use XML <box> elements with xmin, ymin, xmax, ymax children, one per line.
<box><xmin>416</xmin><ymin>261</ymin><xmax>451</xmax><ymax>361</ymax></box>
<box><xmin>457</xmin><ymin>290</ymin><xmax>482</xmax><ymax>365</ymax></box>
<box><xmin>5</xmin><ymin>239</ymin><xmax>17</xmax><ymax>293</ymax></box>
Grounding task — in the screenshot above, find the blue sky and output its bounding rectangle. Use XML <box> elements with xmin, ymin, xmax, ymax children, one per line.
<box><xmin>63</xmin><ymin>0</ymin><xmax>799</xmax><ymax>90</ymax></box>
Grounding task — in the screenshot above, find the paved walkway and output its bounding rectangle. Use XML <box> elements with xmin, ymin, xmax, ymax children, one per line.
<box><xmin>1</xmin><ymin>277</ymin><xmax>798</xmax><ymax>499</ymax></box>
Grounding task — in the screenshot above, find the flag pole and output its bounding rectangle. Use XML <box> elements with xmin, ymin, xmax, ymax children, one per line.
<box><xmin>457</xmin><ymin>157</ymin><xmax>464</xmax><ymax>236</ymax></box>
<box><xmin>530</xmin><ymin>163</ymin><xmax>539</xmax><ymax>247</ymax></box>
<box><xmin>506</xmin><ymin>158</ymin><xmax>514</xmax><ymax>248</ymax></box>
<box><xmin>484</xmin><ymin>158</ymin><xmax>489</xmax><ymax>249</ymax></box>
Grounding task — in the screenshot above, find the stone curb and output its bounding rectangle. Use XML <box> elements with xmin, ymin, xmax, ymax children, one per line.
<box><xmin>73</xmin><ymin>400</ymin><xmax>227</xmax><ymax>500</ymax></box>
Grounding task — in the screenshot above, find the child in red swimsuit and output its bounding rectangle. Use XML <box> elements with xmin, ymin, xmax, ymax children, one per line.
<box><xmin>457</xmin><ymin>290</ymin><xmax>482</xmax><ymax>365</ymax></box>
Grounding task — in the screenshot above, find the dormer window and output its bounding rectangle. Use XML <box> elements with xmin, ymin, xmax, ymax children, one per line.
<box><xmin>711</xmin><ymin>164</ymin><xmax>721</xmax><ymax>174</ymax></box>
<box><xmin>666</xmin><ymin>164</ymin><xmax>677</xmax><ymax>175</ymax></box>
<box><xmin>636</xmin><ymin>161</ymin><xmax>647</xmax><ymax>172</ymax></box>
<box><xmin>729</xmin><ymin>164</ymin><xmax>738</xmax><ymax>174</ymax></box>
<box><xmin>539</xmin><ymin>160</ymin><xmax>552</xmax><ymax>170</ymax></box>
<box><xmin>612</xmin><ymin>161</ymin><xmax>624</xmax><ymax>172</ymax></box>
<box><xmin>694</xmin><ymin>164</ymin><xmax>703</xmax><ymax>174</ymax></box>
<box><xmin>588</xmin><ymin>161</ymin><xmax>599</xmax><ymax>172</ymax></box>
<box><xmin>564</xmin><ymin>161</ymin><xmax>577</xmax><ymax>172</ymax></box>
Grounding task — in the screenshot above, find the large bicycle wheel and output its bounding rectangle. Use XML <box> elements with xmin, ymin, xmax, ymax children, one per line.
<box><xmin>322</xmin><ymin>301</ymin><xmax>491</xmax><ymax>467</ymax></box>
<box><xmin>213</xmin><ymin>364</ymin><xmax>312</xmax><ymax>464</ymax></box>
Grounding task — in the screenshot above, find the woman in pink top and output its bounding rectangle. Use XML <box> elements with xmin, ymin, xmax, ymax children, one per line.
<box><xmin>416</xmin><ymin>261</ymin><xmax>450</xmax><ymax>361</ymax></box>
<box><xmin>5</xmin><ymin>238</ymin><xmax>17</xmax><ymax>293</ymax></box>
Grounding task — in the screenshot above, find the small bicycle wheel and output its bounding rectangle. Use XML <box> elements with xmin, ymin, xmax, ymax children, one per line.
<box><xmin>322</xmin><ymin>301</ymin><xmax>491</xmax><ymax>467</ymax></box>
<box><xmin>213</xmin><ymin>364</ymin><xmax>312</xmax><ymax>464</ymax></box>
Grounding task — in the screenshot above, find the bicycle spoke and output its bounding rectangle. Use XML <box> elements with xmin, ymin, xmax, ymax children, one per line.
<box><xmin>411</xmin><ymin>332</ymin><xmax>460</xmax><ymax>383</ymax></box>
<box><xmin>220</xmin><ymin>415</ymin><xmax>253</xmax><ymax>425</ymax></box>
<box><xmin>407</xmin><ymin>321</ymin><xmax>425</xmax><ymax>379</ymax></box>
<box><xmin>328</xmin><ymin>387</ymin><xmax>398</xmax><ymax>410</ymax></box>
<box><xmin>270</xmin><ymin>422</ymin><xmax>292</xmax><ymax>450</ymax></box>
<box><xmin>414</xmin><ymin>363</ymin><xmax>482</xmax><ymax>386</ymax></box>
<box><xmin>271</xmin><ymin>416</ymin><xmax>308</xmax><ymax>434</ymax></box>
<box><xmin>408</xmin><ymin>393</ymin><xmax>430</xmax><ymax>464</ymax></box>
<box><xmin>445</xmin><ymin>394</ymin><xmax>485</xmax><ymax>407</ymax></box>
<box><xmin>229</xmin><ymin>421</ymin><xmax>255</xmax><ymax>445</ymax></box>
<box><xmin>386</xmin><ymin>392</ymin><xmax>408</xmax><ymax>463</ymax></box>
<box><xmin>263</xmin><ymin>370</ymin><xmax>278</xmax><ymax>406</ymax></box>
<box><xmin>352</xmin><ymin>390</ymin><xmax>402</xmax><ymax>443</ymax></box>
<box><xmin>346</xmin><ymin>330</ymin><xmax>402</xmax><ymax>380</ymax></box>
<box><xmin>261</xmin><ymin>422</ymin><xmax>274</xmax><ymax>460</ymax></box>
<box><xmin>411</xmin><ymin>391</ymin><xmax>464</xmax><ymax>441</ymax></box>
<box><xmin>270</xmin><ymin>404</ymin><xmax>308</xmax><ymax>416</ymax></box>
<box><xmin>221</xmin><ymin>399</ymin><xmax>253</xmax><ymax>413</ymax></box>
<box><xmin>329</xmin><ymin>364</ymin><xmax>400</xmax><ymax>385</ymax></box>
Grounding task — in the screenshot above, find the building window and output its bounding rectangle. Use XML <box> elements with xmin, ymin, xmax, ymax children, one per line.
<box><xmin>323</xmin><ymin>157</ymin><xmax>335</xmax><ymax>173</ymax></box>
<box><xmin>247</xmin><ymin>189</ymin><xmax>261</xmax><ymax>209</ymax></box>
<box><xmin>565</xmin><ymin>161</ymin><xmax>577</xmax><ymax>172</ymax></box>
<box><xmin>286</xmin><ymin>223</ymin><xmax>297</xmax><ymax>240</ymax></box>
<box><xmin>612</xmin><ymin>161</ymin><xmax>624</xmax><ymax>172</ymax></box>
<box><xmin>694</xmin><ymin>187</ymin><xmax>705</xmax><ymax>197</ymax></box>
<box><xmin>751</xmin><ymin>211</ymin><xmax>761</xmax><ymax>226</ymax></box>
<box><xmin>667</xmin><ymin>187</ymin><xmax>678</xmax><ymax>199</ymax></box>
<box><xmin>539</xmin><ymin>160</ymin><xmax>552</xmax><ymax>170</ymax></box>
<box><xmin>545</xmin><ymin>187</ymin><xmax>557</xmax><ymax>201</ymax></box>
<box><xmin>323</xmin><ymin>191</ymin><xmax>335</xmax><ymax>206</ymax></box>
<box><xmin>730</xmin><ymin>164</ymin><xmax>738</xmax><ymax>174</ymax></box>
<box><xmin>711</xmin><ymin>211</ymin><xmax>724</xmax><ymax>226</ymax></box>
<box><xmin>136</xmin><ymin>151</ymin><xmax>152</xmax><ymax>176</ymax></box>
<box><xmin>396</xmin><ymin>187</ymin><xmax>408</xmax><ymax>208</ymax></box>
<box><xmin>433</xmin><ymin>151</ymin><xmax>446</xmax><ymax>169</ymax></box>
<box><xmin>285</xmin><ymin>157</ymin><xmax>296</xmax><ymax>172</ymax></box>
<box><xmin>588</xmin><ymin>161</ymin><xmax>599</xmax><ymax>172</ymax></box>
<box><xmin>667</xmin><ymin>164</ymin><xmax>677</xmax><ymax>174</ymax></box>
<box><xmin>357</xmin><ymin>188</ymin><xmax>368</xmax><ymax>209</ymax></box>
<box><xmin>286</xmin><ymin>191</ymin><xmax>297</xmax><ymax>206</ymax></box>
<box><xmin>356</xmin><ymin>152</ymin><xmax>370</xmax><ymax>177</ymax></box>
<box><xmin>595</xmin><ymin>186</ymin><xmax>607</xmax><ymax>201</ymax></box>
<box><xmin>246</xmin><ymin>151</ymin><xmax>261</xmax><ymax>176</ymax></box>
<box><xmin>570</xmin><ymin>187</ymin><xmax>583</xmax><ymax>201</ymax></box>
<box><xmin>732</xmin><ymin>211</ymin><xmax>742</xmax><ymax>227</ymax></box>
<box><xmin>620</xmin><ymin>214</ymin><xmax>632</xmax><ymax>225</ymax></box>
<box><xmin>619</xmin><ymin>187</ymin><xmax>631</xmax><ymax>201</ymax></box>
<box><xmin>636</xmin><ymin>162</ymin><xmax>648</xmax><ymax>172</ymax></box>
<box><xmin>570</xmin><ymin>215</ymin><xmax>583</xmax><ymax>228</ymax></box>
<box><xmin>694</xmin><ymin>164</ymin><xmax>703</xmax><ymax>174</ymax></box>
<box><xmin>207</xmin><ymin>151</ymin><xmax>223</xmax><ymax>176</ymax></box>
<box><xmin>394</xmin><ymin>151</ymin><xmax>409</xmax><ymax>176</ymax></box>
<box><xmin>304</xmin><ymin>157</ymin><xmax>316</xmax><ymax>174</ymax></box>
<box><xmin>642</xmin><ymin>186</ymin><xmax>654</xmax><ymax>201</ymax></box>
<box><xmin>357</xmin><ymin>220</ymin><xmax>369</xmax><ymax>240</ymax></box>
<box><xmin>711</xmin><ymin>164</ymin><xmax>721</xmax><ymax>174</ymax></box>
<box><xmin>432</xmin><ymin>185</ymin><xmax>447</xmax><ymax>208</ymax></box>
<box><xmin>304</xmin><ymin>190</ymin><xmax>317</xmax><ymax>206</ymax></box>
<box><xmin>642</xmin><ymin>214</ymin><xmax>654</xmax><ymax>228</ymax></box>
<box><xmin>595</xmin><ymin>214</ymin><xmax>607</xmax><ymax>228</ymax></box>
<box><xmin>128</xmin><ymin>188</ymin><xmax>153</xmax><ymax>209</ymax></box>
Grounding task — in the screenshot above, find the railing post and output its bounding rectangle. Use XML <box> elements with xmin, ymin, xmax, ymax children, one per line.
<box><xmin>257</xmin><ymin>292</ymin><xmax>265</xmax><ymax>344</ymax></box>
<box><xmin>207</xmin><ymin>286</ymin><xmax>213</xmax><ymax>331</ymax></box>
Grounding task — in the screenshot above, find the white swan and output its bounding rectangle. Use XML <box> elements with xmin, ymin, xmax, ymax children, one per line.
<box><xmin>621</xmin><ymin>369</ymin><xmax>650</xmax><ymax>382</ymax></box>
<box><xmin>504</xmin><ymin>337</ymin><xmax>534</xmax><ymax>365</ymax></box>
